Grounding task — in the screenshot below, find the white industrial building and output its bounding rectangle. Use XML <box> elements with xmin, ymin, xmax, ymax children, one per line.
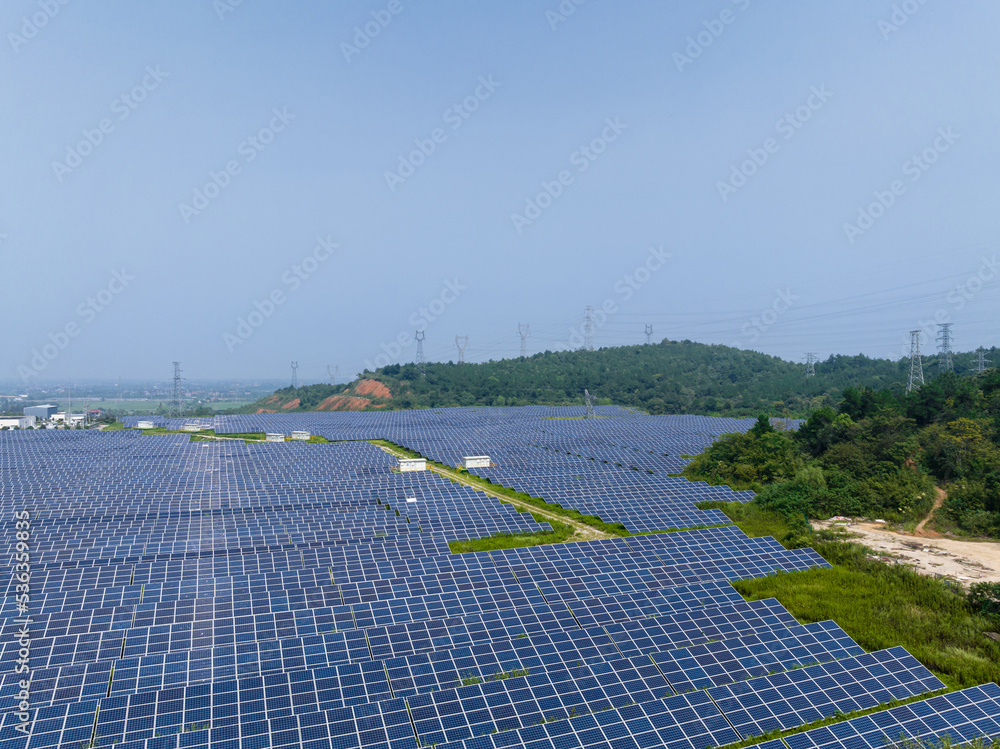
<box><xmin>265</xmin><ymin>433</ymin><xmax>285</xmax><ymax>443</ymax></box>
<box><xmin>398</xmin><ymin>458</ymin><xmax>426</xmax><ymax>472</ymax></box>
<box><xmin>0</xmin><ymin>415</ymin><xmax>35</xmax><ymax>429</ymax></box>
<box><xmin>50</xmin><ymin>413</ymin><xmax>86</xmax><ymax>426</ymax></box>
<box><xmin>291</xmin><ymin>431</ymin><xmax>311</xmax><ymax>441</ymax></box>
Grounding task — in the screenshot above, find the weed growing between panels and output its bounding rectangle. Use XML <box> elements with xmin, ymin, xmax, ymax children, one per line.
<box><xmin>701</xmin><ymin>500</ymin><xmax>1000</xmax><ymax>689</ymax></box>
<box><xmin>448</xmin><ymin>519</ymin><xmax>576</xmax><ymax>553</ymax></box>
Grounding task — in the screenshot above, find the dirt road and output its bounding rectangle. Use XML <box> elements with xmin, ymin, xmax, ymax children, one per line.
<box><xmin>813</xmin><ymin>518</ymin><xmax>1000</xmax><ymax>584</ymax></box>
<box><xmin>374</xmin><ymin>444</ymin><xmax>614</xmax><ymax>543</ymax></box>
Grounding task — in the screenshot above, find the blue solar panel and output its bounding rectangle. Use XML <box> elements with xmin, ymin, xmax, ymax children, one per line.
<box><xmin>0</xmin><ymin>409</ymin><xmax>994</xmax><ymax>749</ymax></box>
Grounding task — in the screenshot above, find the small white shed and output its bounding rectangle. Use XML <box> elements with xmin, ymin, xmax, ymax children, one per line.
<box><xmin>399</xmin><ymin>458</ymin><xmax>426</xmax><ymax>472</ymax></box>
<box><xmin>462</xmin><ymin>455</ymin><xmax>491</xmax><ymax>469</ymax></box>
<box><xmin>291</xmin><ymin>431</ymin><xmax>311</xmax><ymax>441</ymax></box>
<box><xmin>265</xmin><ymin>433</ymin><xmax>285</xmax><ymax>443</ymax></box>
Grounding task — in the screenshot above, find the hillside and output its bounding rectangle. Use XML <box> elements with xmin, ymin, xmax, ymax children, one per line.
<box><xmin>238</xmin><ymin>340</ymin><xmax>998</xmax><ymax>417</ymax></box>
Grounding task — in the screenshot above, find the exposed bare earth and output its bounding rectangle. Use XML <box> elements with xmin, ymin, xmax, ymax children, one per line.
<box><xmin>813</xmin><ymin>518</ymin><xmax>1000</xmax><ymax>584</ymax></box>
<box><xmin>317</xmin><ymin>395</ymin><xmax>375</xmax><ymax>411</ymax></box>
<box><xmin>355</xmin><ymin>379</ymin><xmax>392</xmax><ymax>399</ymax></box>
<box><xmin>281</xmin><ymin>398</ymin><xmax>300</xmax><ymax>410</ymax></box>
<box><xmin>914</xmin><ymin>486</ymin><xmax>947</xmax><ymax>538</ymax></box>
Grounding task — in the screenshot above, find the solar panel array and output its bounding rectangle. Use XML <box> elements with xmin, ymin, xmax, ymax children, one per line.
<box><xmin>4</xmin><ymin>407</ymin><xmax>997</xmax><ymax>749</ymax></box>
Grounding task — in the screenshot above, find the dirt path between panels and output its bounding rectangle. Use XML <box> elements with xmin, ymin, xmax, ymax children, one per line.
<box><xmin>813</xmin><ymin>518</ymin><xmax>1000</xmax><ymax>584</ymax></box>
<box><xmin>375</xmin><ymin>444</ymin><xmax>614</xmax><ymax>544</ymax></box>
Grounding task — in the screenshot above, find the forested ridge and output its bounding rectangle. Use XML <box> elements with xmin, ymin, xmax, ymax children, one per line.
<box><xmin>246</xmin><ymin>340</ymin><xmax>998</xmax><ymax>417</ymax></box>
<box><xmin>685</xmin><ymin>370</ymin><xmax>1000</xmax><ymax>539</ymax></box>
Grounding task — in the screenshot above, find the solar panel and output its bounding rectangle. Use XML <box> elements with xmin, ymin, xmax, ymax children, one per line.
<box><xmin>0</xmin><ymin>409</ymin><xmax>994</xmax><ymax>749</ymax></box>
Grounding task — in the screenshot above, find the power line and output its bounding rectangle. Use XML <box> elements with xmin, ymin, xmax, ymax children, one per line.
<box><xmin>644</xmin><ymin>324</ymin><xmax>653</xmax><ymax>345</ymax></box>
<box><xmin>584</xmin><ymin>388</ymin><xmax>596</xmax><ymax>419</ymax></box>
<box><xmin>327</xmin><ymin>365</ymin><xmax>338</xmax><ymax>385</ymax></box>
<box><xmin>415</xmin><ymin>331</ymin><xmax>426</xmax><ymax>376</ymax></box>
<box><xmin>804</xmin><ymin>352</ymin><xmax>818</xmax><ymax>378</ymax></box>
<box><xmin>936</xmin><ymin>323</ymin><xmax>954</xmax><ymax>372</ymax></box>
<box><xmin>976</xmin><ymin>347</ymin><xmax>991</xmax><ymax>373</ymax></box>
<box><xmin>455</xmin><ymin>335</ymin><xmax>468</xmax><ymax>364</ymax></box>
<box><xmin>517</xmin><ymin>323</ymin><xmax>530</xmax><ymax>358</ymax></box>
<box><xmin>583</xmin><ymin>306</ymin><xmax>595</xmax><ymax>351</ymax></box>
<box><xmin>907</xmin><ymin>331</ymin><xmax>924</xmax><ymax>393</ymax></box>
<box><xmin>290</xmin><ymin>361</ymin><xmax>299</xmax><ymax>388</ymax></box>
<box><xmin>171</xmin><ymin>362</ymin><xmax>183</xmax><ymax>417</ymax></box>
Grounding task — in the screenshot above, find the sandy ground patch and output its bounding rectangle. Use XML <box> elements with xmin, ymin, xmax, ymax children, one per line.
<box><xmin>813</xmin><ymin>518</ymin><xmax>1000</xmax><ymax>584</ymax></box>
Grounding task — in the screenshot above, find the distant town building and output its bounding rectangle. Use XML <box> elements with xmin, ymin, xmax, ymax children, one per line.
<box><xmin>25</xmin><ymin>404</ymin><xmax>57</xmax><ymax>419</ymax></box>
<box><xmin>0</xmin><ymin>415</ymin><xmax>35</xmax><ymax>429</ymax></box>
<box><xmin>51</xmin><ymin>413</ymin><xmax>86</xmax><ymax>426</ymax></box>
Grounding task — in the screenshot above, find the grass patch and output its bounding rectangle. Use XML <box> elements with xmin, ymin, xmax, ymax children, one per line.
<box><xmin>704</xmin><ymin>500</ymin><xmax>1000</xmax><ymax>690</ymax></box>
<box><xmin>708</xmin><ymin>691</ymin><xmax>948</xmax><ymax>749</ymax></box>
<box><xmin>128</xmin><ymin>428</ymin><xmax>335</xmax><ymax>445</ymax></box>
<box><xmin>696</xmin><ymin>500</ymin><xmax>796</xmax><ymax>541</ymax></box>
<box><xmin>449</xmin><ymin>519</ymin><xmax>575</xmax><ymax>553</ymax></box>
<box><xmin>371</xmin><ymin>439</ymin><xmax>631</xmax><ymax>537</ymax></box>
<box><xmin>103</xmin><ymin>421</ymin><xmax>125</xmax><ymax>430</ymax></box>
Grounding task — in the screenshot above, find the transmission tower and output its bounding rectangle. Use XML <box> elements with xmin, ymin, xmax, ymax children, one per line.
<box><xmin>906</xmin><ymin>331</ymin><xmax>924</xmax><ymax>393</ymax></box>
<box><xmin>327</xmin><ymin>365</ymin><xmax>338</xmax><ymax>385</ymax></box>
<box><xmin>455</xmin><ymin>335</ymin><xmax>468</xmax><ymax>364</ymax></box>
<box><xmin>583</xmin><ymin>306</ymin><xmax>595</xmax><ymax>351</ymax></box>
<box><xmin>584</xmin><ymin>389</ymin><xmax>596</xmax><ymax>419</ymax></box>
<box><xmin>644</xmin><ymin>324</ymin><xmax>653</xmax><ymax>345</ymax></box>
<box><xmin>975</xmin><ymin>347</ymin><xmax>991</xmax><ymax>373</ymax></box>
<box><xmin>415</xmin><ymin>331</ymin><xmax>426</xmax><ymax>376</ymax></box>
<box><xmin>517</xmin><ymin>323</ymin><xmax>530</xmax><ymax>358</ymax></box>
<box><xmin>290</xmin><ymin>361</ymin><xmax>299</xmax><ymax>388</ymax></box>
<box><xmin>171</xmin><ymin>362</ymin><xmax>183</xmax><ymax>417</ymax></box>
<box><xmin>936</xmin><ymin>324</ymin><xmax>954</xmax><ymax>372</ymax></box>
<box><xmin>804</xmin><ymin>353</ymin><xmax>818</xmax><ymax>378</ymax></box>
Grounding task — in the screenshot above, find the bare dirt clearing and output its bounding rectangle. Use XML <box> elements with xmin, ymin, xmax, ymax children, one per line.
<box><xmin>813</xmin><ymin>518</ymin><xmax>1000</xmax><ymax>584</ymax></box>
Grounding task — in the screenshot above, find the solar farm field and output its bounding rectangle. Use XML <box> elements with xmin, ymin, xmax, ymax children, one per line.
<box><xmin>3</xmin><ymin>407</ymin><xmax>998</xmax><ymax>749</ymax></box>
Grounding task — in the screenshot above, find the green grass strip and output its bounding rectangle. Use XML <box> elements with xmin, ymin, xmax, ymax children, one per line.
<box><xmin>701</xmin><ymin>500</ymin><xmax>1000</xmax><ymax>690</ymax></box>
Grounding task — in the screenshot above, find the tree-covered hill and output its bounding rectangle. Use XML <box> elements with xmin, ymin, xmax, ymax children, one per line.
<box><xmin>238</xmin><ymin>340</ymin><xmax>998</xmax><ymax>417</ymax></box>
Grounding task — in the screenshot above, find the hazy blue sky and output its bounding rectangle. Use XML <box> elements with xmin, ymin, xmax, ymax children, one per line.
<box><xmin>3</xmin><ymin>0</ymin><xmax>999</xmax><ymax>386</ymax></box>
